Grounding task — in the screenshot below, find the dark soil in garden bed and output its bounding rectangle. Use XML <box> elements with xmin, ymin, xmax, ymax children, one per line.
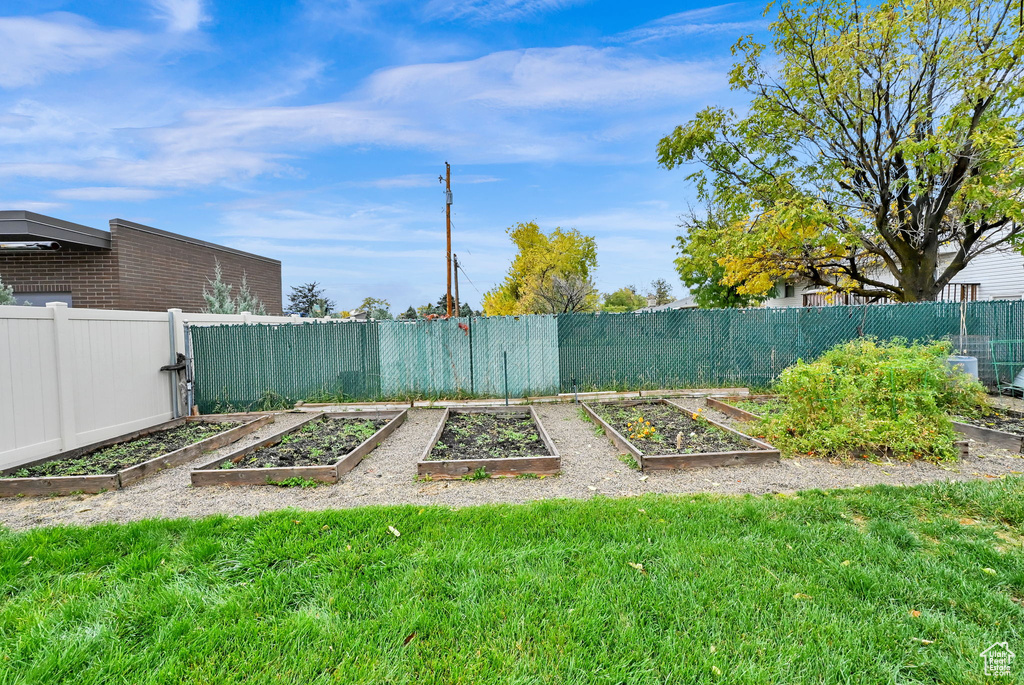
<box><xmin>4</xmin><ymin>422</ymin><xmax>239</xmax><ymax>478</ymax></box>
<box><xmin>227</xmin><ymin>417</ymin><xmax>388</xmax><ymax>469</ymax></box>
<box><xmin>594</xmin><ymin>402</ymin><xmax>755</xmax><ymax>455</ymax></box>
<box><xmin>957</xmin><ymin>409</ymin><xmax>1024</xmax><ymax>436</ymax></box>
<box><xmin>427</xmin><ymin>413</ymin><xmax>549</xmax><ymax>461</ymax></box>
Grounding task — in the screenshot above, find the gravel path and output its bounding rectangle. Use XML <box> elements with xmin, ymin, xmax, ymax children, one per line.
<box><xmin>2</xmin><ymin>400</ymin><xmax>1022</xmax><ymax>531</ymax></box>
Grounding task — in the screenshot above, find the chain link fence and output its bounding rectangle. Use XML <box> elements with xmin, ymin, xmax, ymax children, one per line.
<box><xmin>189</xmin><ymin>300</ymin><xmax>1024</xmax><ymax>412</ymax></box>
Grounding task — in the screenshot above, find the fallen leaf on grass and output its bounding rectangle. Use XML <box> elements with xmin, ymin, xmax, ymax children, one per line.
<box><xmin>959</xmin><ymin>518</ymin><xmax>976</xmax><ymax>525</ymax></box>
<box><xmin>840</xmin><ymin>560</ymin><xmax>851</xmax><ymax>566</ymax></box>
<box><xmin>983</xmin><ymin>567</ymin><xmax>997</xmax><ymax>575</ymax></box>
<box><xmin>911</xmin><ymin>638</ymin><xmax>935</xmax><ymax>645</ymax></box>
<box><xmin>910</xmin><ymin>610</ymin><xmax>921</xmax><ymax>617</ymax></box>
<box><xmin>403</xmin><ymin>632</ymin><xmax>416</xmax><ymax>646</ymax></box>
<box><xmin>388</xmin><ymin>526</ymin><xmax>401</xmax><ymax>537</ymax></box>
<box><xmin>711</xmin><ymin>666</ymin><xmax>722</xmax><ymax>676</ymax></box>
<box><xmin>628</xmin><ymin>562</ymin><xmax>647</xmax><ymax>575</ymax></box>
<box><xmin>793</xmin><ymin>593</ymin><xmax>813</xmax><ymax>600</ymax></box>
<box><xmin>292</xmin><ymin>520</ymin><xmax>302</xmax><ymax>525</ymax></box>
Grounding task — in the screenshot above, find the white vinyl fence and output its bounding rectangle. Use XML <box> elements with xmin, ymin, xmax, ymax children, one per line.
<box><xmin>0</xmin><ymin>303</ymin><xmax>313</xmax><ymax>471</ymax></box>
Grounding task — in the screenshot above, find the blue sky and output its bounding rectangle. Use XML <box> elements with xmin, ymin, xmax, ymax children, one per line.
<box><xmin>0</xmin><ymin>0</ymin><xmax>766</xmax><ymax>312</ymax></box>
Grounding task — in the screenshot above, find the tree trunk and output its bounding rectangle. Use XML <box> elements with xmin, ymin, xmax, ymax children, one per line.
<box><xmin>896</xmin><ymin>249</ymin><xmax>940</xmax><ymax>302</ymax></box>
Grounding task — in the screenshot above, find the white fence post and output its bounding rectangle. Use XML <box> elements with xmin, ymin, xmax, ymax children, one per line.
<box><xmin>290</xmin><ymin>314</ymin><xmax>301</xmax><ymax>324</ymax></box>
<box><xmin>241</xmin><ymin>311</ymin><xmax>252</xmax><ymax>324</ymax></box>
<box><xmin>47</xmin><ymin>302</ymin><xmax>78</xmax><ymax>453</ymax></box>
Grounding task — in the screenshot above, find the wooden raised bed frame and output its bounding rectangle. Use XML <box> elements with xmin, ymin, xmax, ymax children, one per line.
<box><xmin>0</xmin><ymin>415</ymin><xmax>272</xmax><ymax>497</ymax></box>
<box><xmin>191</xmin><ymin>410</ymin><xmax>407</xmax><ymax>486</ymax></box>
<box><xmin>952</xmin><ymin>408</ymin><xmax>1024</xmax><ymax>453</ymax></box>
<box><xmin>417</xmin><ymin>406</ymin><xmax>561</xmax><ymax>480</ymax></box>
<box><xmin>582</xmin><ymin>398</ymin><xmax>780</xmax><ymax>471</ymax></box>
<box><xmin>705</xmin><ymin>395</ymin><xmax>779</xmax><ymax>423</ymax></box>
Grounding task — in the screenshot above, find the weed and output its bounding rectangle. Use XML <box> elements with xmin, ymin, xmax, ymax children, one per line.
<box><xmin>617</xmin><ymin>454</ymin><xmax>640</xmax><ymax>470</ymax></box>
<box><xmin>266</xmin><ymin>476</ymin><xmax>321</xmax><ymax>488</ymax></box>
<box><xmin>461</xmin><ymin>467</ymin><xmax>490</xmax><ymax>481</ymax></box>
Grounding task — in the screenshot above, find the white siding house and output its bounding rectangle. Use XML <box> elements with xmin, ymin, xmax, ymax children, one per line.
<box><xmin>762</xmin><ymin>245</ymin><xmax>1024</xmax><ymax>307</ymax></box>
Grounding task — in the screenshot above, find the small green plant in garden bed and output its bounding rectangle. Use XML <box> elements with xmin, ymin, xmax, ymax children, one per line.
<box><xmin>758</xmin><ymin>338</ymin><xmax>987</xmax><ymax>461</ymax></box>
<box><xmin>594</xmin><ymin>402</ymin><xmax>750</xmax><ymax>454</ymax></box>
<box><xmin>732</xmin><ymin>398</ymin><xmax>787</xmax><ymax>418</ymax></box>
<box><xmin>2</xmin><ymin>422</ymin><xmax>238</xmax><ymax>478</ymax></box>
<box><xmin>224</xmin><ymin>417</ymin><xmax>387</xmax><ymax>469</ymax></box>
<box><xmin>427</xmin><ymin>413</ymin><xmax>549</xmax><ymax>461</ymax></box>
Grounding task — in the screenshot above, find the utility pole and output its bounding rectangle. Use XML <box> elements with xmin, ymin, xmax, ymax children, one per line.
<box><xmin>453</xmin><ymin>253</ymin><xmax>461</xmax><ymax>317</ymax></box>
<box><xmin>439</xmin><ymin>162</ymin><xmax>453</xmax><ymax>317</ymax></box>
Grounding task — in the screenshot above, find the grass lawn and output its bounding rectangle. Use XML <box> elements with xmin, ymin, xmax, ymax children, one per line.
<box><xmin>2</xmin><ymin>480</ymin><xmax>1023</xmax><ymax>684</ymax></box>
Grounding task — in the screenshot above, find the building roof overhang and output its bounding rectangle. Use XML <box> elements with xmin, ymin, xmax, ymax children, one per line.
<box><xmin>0</xmin><ymin>210</ymin><xmax>111</xmax><ymax>250</ymax></box>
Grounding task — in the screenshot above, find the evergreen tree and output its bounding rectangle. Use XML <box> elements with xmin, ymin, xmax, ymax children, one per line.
<box><xmin>202</xmin><ymin>262</ymin><xmax>268</xmax><ymax>315</ymax></box>
<box><xmin>202</xmin><ymin>262</ymin><xmax>235</xmax><ymax>314</ymax></box>
<box><xmin>288</xmin><ymin>282</ymin><xmax>333</xmax><ymax>317</ymax></box>
<box><xmin>0</xmin><ymin>274</ymin><xmax>15</xmax><ymax>306</ymax></box>
<box><xmin>235</xmin><ymin>274</ymin><xmax>267</xmax><ymax>315</ymax></box>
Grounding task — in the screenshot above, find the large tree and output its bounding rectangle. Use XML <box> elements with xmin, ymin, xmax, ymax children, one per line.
<box><xmin>658</xmin><ymin>0</ymin><xmax>1024</xmax><ymax>302</ymax></box>
<box><xmin>483</xmin><ymin>222</ymin><xmax>598</xmax><ymax>315</ymax></box>
<box><xmin>674</xmin><ymin>209</ymin><xmax>770</xmax><ymax>308</ymax></box>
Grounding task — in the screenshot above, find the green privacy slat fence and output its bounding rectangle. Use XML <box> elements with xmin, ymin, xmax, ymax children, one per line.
<box><xmin>372</xmin><ymin>315</ymin><xmax>560</xmax><ymax>399</ymax></box>
<box><xmin>190</xmin><ymin>300</ymin><xmax>1024</xmax><ymax>412</ymax></box>
<box><xmin>190</xmin><ymin>321</ymin><xmax>380</xmax><ymax>412</ymax></box>
<box><xmin>558</xmin><ymin>300</ymin><xmax>1024</xmax><ymax>392</ymax></box>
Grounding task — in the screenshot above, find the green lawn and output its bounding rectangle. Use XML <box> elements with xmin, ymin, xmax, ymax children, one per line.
<box><xmin>2</xmin><ymin>480</ymin><xmax>1023</xmax><ymax>684</ymax></box>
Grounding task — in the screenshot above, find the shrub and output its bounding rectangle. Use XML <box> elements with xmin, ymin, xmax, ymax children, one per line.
<box><xmin>761</xmin><ymin>338</ymin><xmax>987</xmax><ymax>461</ymax></box>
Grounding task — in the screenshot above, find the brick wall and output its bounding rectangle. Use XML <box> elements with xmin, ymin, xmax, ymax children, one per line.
<box><xmin>0</xmin><ymin>218</ymin><xmax>282</xmax><ymax>313</ymax></box>
<box><xmin>0</xmin><ymin>244</ymin><xmax>120</xmax><ymax>308</ymax></box>
<box><xmin>111</xmin><ymin>220</ymin><xmax>283</xmax><ymax>314</ymax></box>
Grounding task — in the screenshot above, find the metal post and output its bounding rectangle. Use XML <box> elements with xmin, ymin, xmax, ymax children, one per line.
<box><xmin>503</xmin><ymin>350</ymin><xmax>509</xmax><ymax>406</ymax></box>
<box><xmin>453</xmin><ymin>253</ymin><xmax>460</xmax><ymax>317</ymax></box>
<box><xmin>183</xmin><ymin>323</ymin><xmax>196</xmax><ymax>415</ymax></box>
<box><xmin>167</xmin><ymin>309</ymin><xmax>180</xmax><ymax>418</ymax></box>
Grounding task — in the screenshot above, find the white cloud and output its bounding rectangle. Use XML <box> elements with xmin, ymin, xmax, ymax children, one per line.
<box><xmin>0</xmin><ymin>39</ymin><xmax>728</xmax><ymax>189</ymax></box>
<box><xmin>151</xmin><ymin>0</ymin><xmax>208</xmax><ymax>33</ymax></box>
<box><xmin>423</xmin><ymin>0</ymin><xmax>586</xmax><ymax>22</ymax></box>
<box><xmin>615</xmin><ymin>4</ymin><xmax>765</xmax><ymax>44</ymax></box>
<box><xmin>52</xmin><ymin>187</ymin><xmax>167</xmax><ymax>201</ymax></box>
<box><xmin>0</xmin><ymin>14</ymin><xmax>143</xmax><ymax>89</ymax></box>
<box><xmin>366</xmin><ymin>46</ymin><xmax>724</xmax><ymax>110</ymax></box>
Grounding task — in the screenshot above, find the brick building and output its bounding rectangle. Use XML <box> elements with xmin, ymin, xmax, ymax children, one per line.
<box><xmin>0</xmin><ymin>211</ymin><xmax>282</xmax><ymax>313</ymax></box>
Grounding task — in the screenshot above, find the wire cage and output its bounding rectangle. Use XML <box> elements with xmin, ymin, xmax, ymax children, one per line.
<box><xmin>989</xmin><ymin>339</ymin><xmax>1024</xmax><ymax>396</ymax></box>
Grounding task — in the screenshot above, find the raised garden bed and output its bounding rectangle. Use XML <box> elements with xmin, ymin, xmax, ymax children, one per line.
<box><xmin>704</xmin><ymin>395</ymin><xmax>785</xmax><ymax>422</ymax></box>
<box><xmin>953</xmin><ymin>408</ymin><xmax>1024</xmax><ymax>453</ymax></box>
<box><xmin>191</xmin><ymin>410</ymin><xmax>407</xmax><ymax>486</ymax></box>
<box><xmin>582</xmin><ymin>399</ymin><xmax>779</xmax><ymax>471</ymax></box>
<box><xmin>0</xmin><ymin>415</ymin><xmax>271</xmax><ymax>496</ymax></box>
<box><xmin>417</xmin><ymin>406</ymin><xmax>560</xmax><ymax>480</ymax></box>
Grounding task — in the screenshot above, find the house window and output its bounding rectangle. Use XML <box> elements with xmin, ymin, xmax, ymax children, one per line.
<box><xmin>14</xmin><ymin>292</ymin><xmax>73</xmax><ymax>306</ymax></box>
<box><xmin>784</xmin><ymin>284</ymin><xmax>796</xmax><ymax>298</ymax></box>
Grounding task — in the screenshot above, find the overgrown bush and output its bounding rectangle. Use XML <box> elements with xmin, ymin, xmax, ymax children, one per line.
<box><xmin>761</xmin><ymin>338</ymin><xmax>987</xmax><ymax>461</ymax></box>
